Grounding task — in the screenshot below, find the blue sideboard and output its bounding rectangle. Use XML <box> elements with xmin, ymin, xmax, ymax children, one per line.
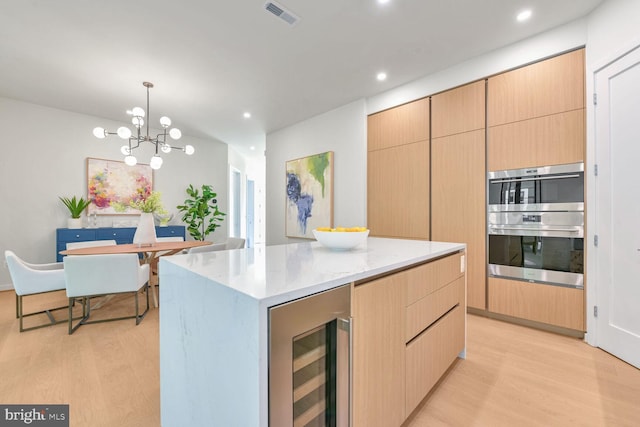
<box><xmin>56</xmin><ymin>226</ymin><xmax>186</xmax><ymax>261</ymax></box>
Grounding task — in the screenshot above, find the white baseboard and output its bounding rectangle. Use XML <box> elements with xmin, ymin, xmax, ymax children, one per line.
<box><xmin>0</xmin><ymin>283</ymin><xmax>14</xmax><ymax>292</ymax></box>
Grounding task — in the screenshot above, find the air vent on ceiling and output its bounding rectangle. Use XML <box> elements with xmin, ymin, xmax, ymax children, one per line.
<box><xmin>264</xmin><ymin>1</ymin><xmax>299</xmax><ymax>26</ymax></box>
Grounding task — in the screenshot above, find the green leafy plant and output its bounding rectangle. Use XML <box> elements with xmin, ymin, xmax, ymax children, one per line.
<box><xmin>177</xmin><ymin>184</ymin><xmax>226</xmax><ymax>241</ymax></box>
<box><xmin>59</xmin><ymin>196</ymin><xmax>91</xmax><ymax>218</ymax></box>
<box><xmin>129</xmin><ymin>191</ymin><xmax>167</xmax><ymax>214</ymax></box>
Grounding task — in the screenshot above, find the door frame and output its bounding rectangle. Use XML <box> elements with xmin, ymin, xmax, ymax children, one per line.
<box><xmin>586</xmin><ymin>37</ymin><xmax>640</xmax><ymax>347</ymax></box>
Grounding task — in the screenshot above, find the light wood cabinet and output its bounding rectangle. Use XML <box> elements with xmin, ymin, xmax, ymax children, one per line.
<box><xmin>368</xmin><ymin>140</ymin><xmax>429</xmax><ymax>239</ymax></box>
<box><xmin>352</xmin><ymin>252</ymin><xmax>466</xmax><ymax>425</ymax></box>
<box><xmin>487</xmin><ymin>48</ymin><xmax>585</xmax><ymax>127</ymax></box>
<box><xmin>405</xmin><ymin>304</ymin><xmax>465</xmax><ymax>415</ymax></box>
<box><xmin>487</xmin><ymin>108</ymin><xmax>585</xmax><ymax>171</ymax></box>
<box><xmin>432</xmin><ymin>80</ymin><xmax>485</xmax><ymax>138</ymax></box>
<box><xmin>368</xmin><ymin>97</ymin><xmax>429</xmax><ymax>151</ymax></box>
<box><xmin>488</xmin><ymin>277</ymin><xmax>585</xmax><ymax>331</ymax></box>
<box><xmin>352</xmin><ymin>271</ymin><xmax>406</xmax><ymax>427</ymax></box>
<box><xmin>431</xmin><ymin>81</ymin><xmax>486</xmax><ymax>310</ymax></box>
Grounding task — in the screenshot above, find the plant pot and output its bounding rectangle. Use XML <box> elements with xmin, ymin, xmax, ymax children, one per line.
<box><xmin>67</xmin><ymin>218</ymin><xmax>83</xmax><ymax>229</ymax></box>
<box><xmin>133</xmin><ymin>212</ymin><xmax>157</xmax><ymax>246</ymax></box>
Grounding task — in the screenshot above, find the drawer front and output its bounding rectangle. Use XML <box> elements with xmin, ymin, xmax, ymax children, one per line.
<box><xmin>96</xmin><ymin>228</ymin><xmax>136</xmax><ymax>243</ymax></box>
<box><xmin>405</xmin><ymin>304</ymin><xmax>465</xmax><ymax>416</ymax></box>
<box><xmin>406</xmin><ymin>251</ymin><xmax>464</xmax><ymax>306</ymax></box>
<box><xmin>156</xmin><ymin>226</ymin><xmax>185</xmax><ymax>238</ymax></box>
<box><xmin>57</xmin><ymin>228</ymin><xmax>97</xmax><ymax>242</ymax></box>
<box><xmin>405</xmin><ymin>276</ymin><xmax>465</xmax><ymax>342</ymax></box>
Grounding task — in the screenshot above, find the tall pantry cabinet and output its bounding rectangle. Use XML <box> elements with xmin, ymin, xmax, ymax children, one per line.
<box><xmin>367</xmin><ymin>98</ymin><xmax>430</xmax><ymax>239</ymax></box>
<box><xmin>431</xmin><ymin>81</ymin><xmax>487</xmax><ymax>310</ymax></box>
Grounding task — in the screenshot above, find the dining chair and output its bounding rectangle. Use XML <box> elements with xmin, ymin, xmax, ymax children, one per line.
<box><xmin>225</xmin><ymin>237</ymin><xmax>246</xmax><ymax>249</ymax></box>
<box><xmin>4</xmin><ymin>250</ymin><xmax>68</xmax><ymax>332</ymax></box>
<box><xmin>186</xmin><ymin>242</ymin><xmax>227</xmax><ymax>254</ymax></box>
<box><xmin>65</xmin><ymin>239</ymin><xmax>117</xmax><ymax>250</ymax></box>
<box><xmin>63</xmin><ymin>253</ymin><xmax>150</xmax><ymax>334</ymax></box>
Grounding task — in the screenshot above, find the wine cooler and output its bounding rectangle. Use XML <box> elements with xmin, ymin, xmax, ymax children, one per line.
<box><xmin>269</xmin><ymin>284</ymin><xmax>351</xmax><ymax>427</ymax></box>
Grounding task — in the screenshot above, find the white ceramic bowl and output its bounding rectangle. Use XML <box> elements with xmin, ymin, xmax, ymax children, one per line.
<box><xmin>312</xmin><ymin>229</ymin><xmax>370</xmax><ymax>250</ymax></box>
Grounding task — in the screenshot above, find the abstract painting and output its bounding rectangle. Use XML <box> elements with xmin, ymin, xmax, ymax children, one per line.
<box><xmin>285</xmin><ymin>151</ymin><xmax>334</xmax><ymax>238</ymax></box>
<box><xmin>86</xmin><ymin>158</ymin><xmax>153</xmax><ymax>215</ymax></box>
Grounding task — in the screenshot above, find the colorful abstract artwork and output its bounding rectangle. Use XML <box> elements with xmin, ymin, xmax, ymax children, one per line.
<box><xmin>285</xmin><ymin>151</ymin><xmax>334</xmax><ymax>238</ymax></box>
<box><xmin>86</xmin><ymin>158</ymin><xmax>153</xmax><ymax>215</ymax></box>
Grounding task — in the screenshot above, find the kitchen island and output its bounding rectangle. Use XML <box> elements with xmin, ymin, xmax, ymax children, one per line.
<box><xmin>159</xmin><ymin>237</ymin><xmax>466</xmax><ymax>426</ymax></box>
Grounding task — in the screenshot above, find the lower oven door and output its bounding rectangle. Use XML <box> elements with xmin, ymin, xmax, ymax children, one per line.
<box><xmin>488</xmin><ymin>212</ymin><xmax>584</xmax><ymax>289</ymax></box>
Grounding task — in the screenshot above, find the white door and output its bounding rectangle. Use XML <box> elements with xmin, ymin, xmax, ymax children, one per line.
<box><xmin>594</xmin><ymin>45</ymin><xmax>640</xmax><ymax>368</ymax></box>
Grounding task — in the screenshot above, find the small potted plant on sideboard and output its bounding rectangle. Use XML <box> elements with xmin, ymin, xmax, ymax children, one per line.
<box><xmin>59</xmin><ymin>196</ymin><xmax>91</xmax><ymax>229</ymax></box>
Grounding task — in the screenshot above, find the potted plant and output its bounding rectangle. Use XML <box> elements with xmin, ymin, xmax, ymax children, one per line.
<box><xmin>130</xmin><ymin>191</ymin><xmax>167</xmax><ymax>245</ymax></box>
<box><xmin>177</xmin><ymin>184</ymin><xmax>226</xmax><ymax>241</ymax></box>
<box><xmin>60</xmin><ymin>196</ymin><xmax>91</xmax><ymax>229</ymax></box>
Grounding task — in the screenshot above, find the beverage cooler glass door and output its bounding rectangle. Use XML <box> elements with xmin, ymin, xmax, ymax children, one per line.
<box><xmin>269</xmin><ymin>284</ymin><xmax>351</xmax><ymax>427</ymax></box>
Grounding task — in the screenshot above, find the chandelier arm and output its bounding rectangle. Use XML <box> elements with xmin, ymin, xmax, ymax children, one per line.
<box><xmin>128</xmin><ymin>137</ymin><xmax>143</xmax><ymax>151</ymax></box>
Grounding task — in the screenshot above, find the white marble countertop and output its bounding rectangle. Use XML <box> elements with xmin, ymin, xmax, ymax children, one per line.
<box><xmin>162</xmin><ymin>237</ymin><xmax>465</xmax><ymax>307</ymax></box>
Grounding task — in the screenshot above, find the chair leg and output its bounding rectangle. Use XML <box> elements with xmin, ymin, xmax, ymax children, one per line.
<box><xmin>18</xmin><ymin>294</ymin><xmax>69</xmax><ymax>333</ymax></box>
<box><xmin>135</xmin><ymin>283</ymin><xmax>150</xmax><ymax>325</ymax></box>
<box><xmin>68</xmin><ymin>297</ymin><xmax>90</xmax><ymax>335</ymax></box>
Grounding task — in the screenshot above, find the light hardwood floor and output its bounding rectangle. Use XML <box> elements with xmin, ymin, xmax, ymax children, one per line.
<box><xmin>1</xmin><ymin>289</ymin><xmax>638</xmax><ymax>427</ymax></box>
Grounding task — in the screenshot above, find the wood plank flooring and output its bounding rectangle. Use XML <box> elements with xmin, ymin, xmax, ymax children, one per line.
<box><xmin>0</xmin><ymin>289</ymin><xmax>638</xmax><ymax>427</ymax></box>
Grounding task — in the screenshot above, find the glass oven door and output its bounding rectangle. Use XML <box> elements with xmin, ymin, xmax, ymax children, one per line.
<box><xmin>488</xmin><ymin>162</ymin><xmax>584</xmax><ymax>212</ymax></box>
<box><xmin>488</xmin><ymin>234</ymin><xmax>584</xmax><ymax>288</ymax></box>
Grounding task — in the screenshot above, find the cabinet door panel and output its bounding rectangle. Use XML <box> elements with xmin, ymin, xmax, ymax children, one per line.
<box><xmin>405</xmin><ymin>304</ymin><xmax>465</xmax><ymax>416</ymax></box>
<box><xmin>432</xmin><ymin>130</ymin><xmax>486</xmax><ymax>309</ymax></box>
<box><xmin>488</xmin><ymin>49</ymin><xmax>585</xmax><ymax>126</ymax></box>
<box><xmin>488</xmin><ymin>277</ymin><xmax>584</xmax><ymax>331</ymax></box>
<box><xmin>353</xmin><ymin>274</ymin><xmax>406</xmax><ymax>427</ymax></box>
<box><xmin>432</xmin><ymin>80</ymin><xmax>485</xmax><ymax>138</ymax></box>
<box><xmin>368</xmin><ymin>98</ymin><xmax>429</xmax><ymax>151</ymax></box>
<box><xmin>488</xmin><ymin>109</ymin><xmax>585</xmax><ymax>171</ymax></box>
<box><xmin>368</xmin><ymin>140</ymin><xmax>430</xmax><ymax>239</ymax></box>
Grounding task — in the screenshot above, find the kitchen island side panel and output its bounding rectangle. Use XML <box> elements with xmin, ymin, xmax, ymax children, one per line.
<box><xmin>159</xmin><ymin>260</ymin><xmax>263</xmax><ymax>427</ymax></box>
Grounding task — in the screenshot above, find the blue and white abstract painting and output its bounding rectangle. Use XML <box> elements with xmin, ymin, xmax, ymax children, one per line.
<box><xmin>285</xmin><ymin>151</ymin><xmax>334</xmax><ymax>238</ymax></box>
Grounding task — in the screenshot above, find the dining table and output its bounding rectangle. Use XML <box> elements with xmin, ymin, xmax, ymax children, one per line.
<box><xmin>59</xmin><ymin>240</ymin><xmax>212</xmax><ymax>308</ymax></box>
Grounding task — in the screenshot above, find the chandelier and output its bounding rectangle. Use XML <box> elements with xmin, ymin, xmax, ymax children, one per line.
<box><xmin>92</xmin><ymin>81</ymin><xmax>194</xmax><ymax>170</ymax></box>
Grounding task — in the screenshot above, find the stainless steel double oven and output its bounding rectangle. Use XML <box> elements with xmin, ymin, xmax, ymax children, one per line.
<box><xmin>487</xmin><ymin>162</ymin><xmax>584</xmax><ymax>289</ymax></box>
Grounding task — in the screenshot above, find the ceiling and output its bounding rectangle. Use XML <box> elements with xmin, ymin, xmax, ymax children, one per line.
<box><xmin>0</xmin><ymin>0</ymin><xmax>604</xmax><ymax>159</ymax></box>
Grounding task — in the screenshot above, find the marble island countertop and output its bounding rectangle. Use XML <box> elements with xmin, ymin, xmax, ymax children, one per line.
<box><xmin>161</xmin><ymin>237</ymin><xmax>466</xmax><ymax>307</ymax></box>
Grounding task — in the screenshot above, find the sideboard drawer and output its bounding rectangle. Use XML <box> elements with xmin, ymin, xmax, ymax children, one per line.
<box><xmin>96</xmin><ymin>228</ymin><xmax>136</xmax><ymax>243</ymax></box>
<box><xmin>57</xmin><ymin>229</ymin><xmax>97</xmax><ymax>242</ymax></box>
<box><xmin>156</xmin><ymin>226</ymin><xmax>185</xmax><ymax>239</ymax></box>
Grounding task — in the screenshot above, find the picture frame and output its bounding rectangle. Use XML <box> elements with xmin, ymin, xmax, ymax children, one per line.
<box><xmin>86</xmin><ymin>157</ymin><xmax>153</xmax><ymax>215</ymax></box>
<box><xmin>285</xmin><ymin>151</ymin><xmax>334</xmax><ymax>238</ymax></box>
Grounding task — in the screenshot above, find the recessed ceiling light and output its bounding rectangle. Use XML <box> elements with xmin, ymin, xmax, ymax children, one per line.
<box><xmin>378</xmin><ymin>0</ymin><xmax>391</xmax><ymax>4</ymax></box>
<box><xmin>250</xmin><ymin>146</ymin><xmax>255</xmax><ymax>151</ymax></box>
<box><xmin>516</xmin><ymin>9</ymin><xmax>532</xmax><ymax>22</ymax></box>
<box><xmin>243</xmin><ymin>112</ymin><xmax>251</xmax><ymax>119</ymax></box>
<box><xmin>376</xmin><ymin>72</ymin><xmax>387</xmax><ymax>81</ymax></box>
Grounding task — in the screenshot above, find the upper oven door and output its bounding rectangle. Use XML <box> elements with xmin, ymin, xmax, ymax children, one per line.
<box><xmin>488</xmin><ymin>162</ymin><xmax>584</xmax><ymax>212</ymax></box>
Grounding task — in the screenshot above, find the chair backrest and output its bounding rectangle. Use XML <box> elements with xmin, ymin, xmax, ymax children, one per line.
<box><xmin>4</xmin><ymin>250</ymin><xmax>66</xmax><ymax>296</ymax></box>
<box><xmin>186</xmin><ymin>243</ymin><xmax>226</xmax><ymax>254</ymax></box>
<box><xmin>225</xmin><ymin>237</ymin><xmax>246</xmax><ymax>249</ymax></box>
<box><xmin>156</xmin><ymin>237</ymin><xmax>185</xmax><ymax>242</ymax></box>
<box><xmin>66</xmin><ymin>240</ymin><xmax>117</xmax><ymax>250</ymax></box>
<box><xmin>64</xmin><ymin>254</ymin><xmax>149</xmax><ymax>298</ymax></box>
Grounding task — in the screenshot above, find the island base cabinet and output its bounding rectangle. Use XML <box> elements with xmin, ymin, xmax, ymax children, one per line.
<box><xmin>352</xmin><ymin>273</ymin><xmax>406</xmax><ymax>427</ymax></box>
<box><xmin>405</xmin><ymin>304</ymin><xmax>465</xmax><ymax>416</ymax></box>
<box><xmin>488</xmin><ymin>277</ymin><xmax>584</xmax><ymax>331</ymax></box>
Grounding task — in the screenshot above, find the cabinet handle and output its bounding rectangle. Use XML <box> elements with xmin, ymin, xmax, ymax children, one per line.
<box><xmin>76</xmin><ymin>235</ymin><xmax>80</xmax><ymax>238</ymax></box>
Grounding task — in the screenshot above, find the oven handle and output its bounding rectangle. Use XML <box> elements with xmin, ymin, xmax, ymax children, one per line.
<box><xmin>490</xmin><ymin>174</ymin><xmax>581</xmax><ymax>184</ymax></box>
<box><xmin>489</xmin><ymin>226</ymin><xmax>581</xmax><ymax>233</ymax></box>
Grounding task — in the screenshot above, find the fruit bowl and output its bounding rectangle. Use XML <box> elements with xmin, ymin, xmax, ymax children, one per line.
<box><xmin>312</xmin><ymin>228</ymin><xmax>369</xmax><ymax>250</ymax></box>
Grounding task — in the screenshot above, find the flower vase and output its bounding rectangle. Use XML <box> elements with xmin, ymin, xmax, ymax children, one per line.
<box><xmin>133</xmin><ymin>212</ymin><xmax>157</xmax><ymax>246</ymax></box>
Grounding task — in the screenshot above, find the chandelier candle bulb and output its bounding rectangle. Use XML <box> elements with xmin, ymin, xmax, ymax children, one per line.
<box><xmin>93</xmin><ymin>81</ymin><xmax>194</xmax><ymax>169</ymax></box>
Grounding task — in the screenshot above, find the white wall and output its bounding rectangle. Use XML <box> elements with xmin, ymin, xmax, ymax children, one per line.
<box><xmin>0</xmin><ymin>97</ymin><xmax>229</xmax><ymax>289</ymax></box>
<box><xmin>584</xmin><ymin>0</ymin><xmax>640</xmax><ymax>344</ymax></box>
<box><xmin>265</xmin><ymin>100</ymin><xmax>367</xmax><ymax>245</ymax></box>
